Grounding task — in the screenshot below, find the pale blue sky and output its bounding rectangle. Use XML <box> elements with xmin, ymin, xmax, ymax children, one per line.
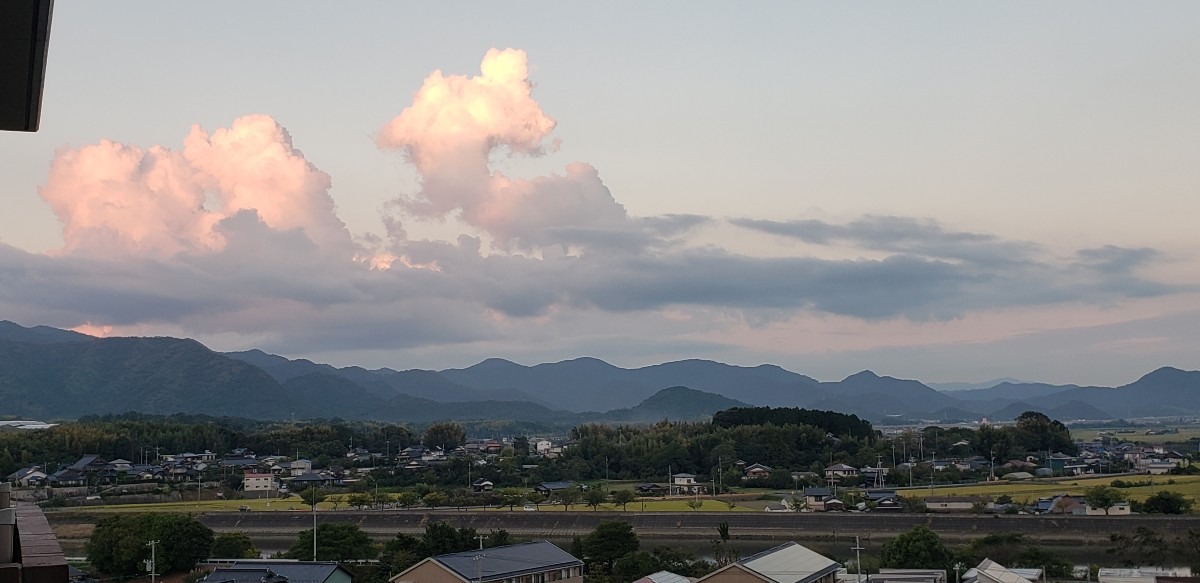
<box><xmin>1</xmin><ymin>3</ymin><xmax>1197</xmax><ymax>385</ymax></box>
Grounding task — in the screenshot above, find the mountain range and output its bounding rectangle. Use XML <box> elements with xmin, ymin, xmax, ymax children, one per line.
<box><xmin>0</xmin><ymin>320</ymin><xmax>1197</xmax><ymax>425</ymax></box>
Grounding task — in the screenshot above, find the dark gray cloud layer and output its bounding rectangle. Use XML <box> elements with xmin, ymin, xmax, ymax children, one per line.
<box><xmin>0</xmin><ymin>207</ymin><xmax>1180</xmax><ymax>358</ymax></box>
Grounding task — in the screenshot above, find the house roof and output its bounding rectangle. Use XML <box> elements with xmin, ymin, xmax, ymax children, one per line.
<box><xmin>537</xmin><ymin>481</ymin><xmax>572</xmax><ymax>491</ymax></box>
<box><xmin>825</xmin><ymin>463</ymin><xmax>856</xmax><ymax>471</ymax></box>
<box><xmin>725</xmin><ymin>542</ymin><xmax>841</xmax><ymax>583</ymax></box>
<box><xmin>205</xmin><ymin>567</ymin><xmax>289</xmax><ymax>583</ymax></box>
<box><xmin>635</xmin><ymin>571</ymin><xmax>694</xmax><ymax>583</ymax></box>
<box><xmin>971</xmin><ymin>560</ymin><xmax>1035</xmax><ymax>583</ymax></box>
<box><xmin>230</xmin><ymin>562</ymin><xmax>350</xmax><ymax>583</ymax></box>
<box><xmin>68</xmin><ymin>455</ymin><xmax>104</xmax><ymax>471</ymax></box>
<box><xmin>424</xmin><ymin>540</ymin><xmax>582</xmax><ymax>582</ymax></box>
<box><xmin>289</xmin><ymin>472</ymin><xmax>329</xmax><ymax>482</ymax></box>
<box><xmin>803</xmin><ymin>487</ymin><xmax>832</xmax><ymax>497</ymax></box>
<box><xmin>744</xmin><ymin>463</ymin><xmax>772</xmax><ymax>472</ymax></box>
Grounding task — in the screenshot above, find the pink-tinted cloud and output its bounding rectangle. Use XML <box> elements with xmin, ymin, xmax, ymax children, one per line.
<box><xmin>377</xmin><ymin>48</ymin><xmax>628</xmax><ymax>248</ymax></box>
<box><xmin>39</xmin><ymin>115</ymin><xmax>350</xmax><ymax>259</ymax></box>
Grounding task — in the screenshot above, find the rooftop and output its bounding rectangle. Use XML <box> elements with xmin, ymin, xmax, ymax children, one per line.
<box><xmin>430</xmin><ymin>541</ymin><xmax>582</xmax><ymax>582</ymax></box>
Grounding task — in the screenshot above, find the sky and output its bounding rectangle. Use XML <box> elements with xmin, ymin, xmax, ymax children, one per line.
<box><xmin>1</xmin><ymin>3</ymin><xmax>1198</xmax><ymax>386</ymax></box>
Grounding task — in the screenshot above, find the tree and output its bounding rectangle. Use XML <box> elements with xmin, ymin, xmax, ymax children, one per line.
<box><xmin>687</xmin><ymin>499</ymin><xmax>704</xmax><ymax>511</ymax></box>
<box><xmin>299</xmin><ymin>487</ymin><xmax>327</xmax><ymax>510</ymax></box>
<box><xmin>87</xmin><ymin>514</ymin><xmax>214</xmax><ymax>576</ymax></box>
<box><xmin>1174</xmin><ymin>528</ymin><xmax>1200</xmax><ymax>574</ymax></box>
<box><xmin>423</xmin><ymin>422</ymin><xmax>467</xmax><ymax>451</ymax></box>
<box><xmin>423</xmin><ymin>491</ymin><xmax>448</xmax><ymax>508</ymax></box>
<box><xmin>585</xmin><ymin>488</ymin><xmax>608</xmax><ymax>511</ymax></box>
<box><xmin>487</xmin><ymin>529</ymin><xmax>511</xmax><ymax>547</ymax></box>
<box><xmin>396</xmin><ymin>491</ymin><xmax>419</xmax><ymax>508</ymax></box>
<box><xmin>881</xmin><ymin>526</ymin><xmax>952</xmax><ymax>571</ymax></box>
<box><xmin>583</xmin><ymin>521</ymin><xmax>640</xmax><ymax>574</ymax></box>
<box><xmin>612</xmin><ymin>489</ymin><xmax>637</xmax><ymax>511</ymax></box>
<box><xmin>1085</xmin><ymin>485</ymin><xmax>1124</xmax><ymax>515</ymax></box>
<box><xmin>559</xmin><ymin>487</ymin><xmax>581</xmax><ymax>510</ymax></box>
<box><xmin>499</xmin><ymin>488</ymin><xmax>526</xmax><ymax>510</ymax></box>
<box><xmin>1142</xmin><ymin>491</ymin><xmax>1193</xmax><ymax>514</ymax></box>
<box><xmin>285</xmin><ymin>523</ymin><xmax>377</xmax><ymax>561</ymax></box>
<box><xmin>210</xmin><ymin>533</ymin><xmax>258</xmax><ymax>559</ymax></box>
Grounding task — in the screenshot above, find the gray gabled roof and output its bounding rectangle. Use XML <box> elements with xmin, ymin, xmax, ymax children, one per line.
<box><xmin>230</xmin><ymin>562</ymin><xmax>349</xmax><ymax>583</ymax></box>
<box><xmin>432</xmin><ymin>541</ymin><xmax>582</xmax><ymax>582</ymax></box>
<box><xmin>734</xmin><ymin>542</ymin><xmax>840</xmax><ymax>583</ymax></box>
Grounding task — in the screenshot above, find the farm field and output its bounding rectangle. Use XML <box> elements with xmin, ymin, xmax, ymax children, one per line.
<box><xmin>1071</xmin><ymin>426</ymin><xmax>1200</xmax><ymax>443</ymax></box>
<box><xmin>64</xmin><ymin>495</ymin><xmax>754</xmax><ymax>513</ymax></box>
<box><xmin>916</xmin><ymin>474</ymin><xmax>1200</xmax><ymax>504</ymax></box>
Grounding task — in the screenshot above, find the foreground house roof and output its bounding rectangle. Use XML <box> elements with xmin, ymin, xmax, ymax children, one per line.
<box><xmin>393</xmin><ymin>540</ymin><xmax>582</xmax><ymax>583</ymax></box>
<box><xmin>700</xmin><ymin>542</ymin><xmax>839</xmax><ymax>583</ymax></box>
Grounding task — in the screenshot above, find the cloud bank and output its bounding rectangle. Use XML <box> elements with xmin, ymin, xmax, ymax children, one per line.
<box><xmin>0</xmin><ymin>49</ymin><xmax>1185</xmax><ymax>370</ymax></box>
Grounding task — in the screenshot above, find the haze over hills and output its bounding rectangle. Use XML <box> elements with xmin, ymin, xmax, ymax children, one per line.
<box><xmin>1</xmin><ymin>320</ymin><xmax>1199</xmax><ymax>425</ymax></box>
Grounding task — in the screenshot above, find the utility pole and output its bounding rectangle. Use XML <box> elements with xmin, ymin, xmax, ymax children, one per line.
<box><xmin>475</xmin><ymin>534</ymin><xmax>487</xmax><ymax>550</ymax></box>
<box><xmin>312</xmin><ymin>486</ymin><xmax>318</xmax><ymax>561</ymax></box>
<box><xmin>851</xmin><ymin>536</ymin><xmax>864</xmax><ymax>583</ymax></box>
<box><xmin>146</xmin><ymin>540</ymin><xmax>159</xmax><ymax>583</ymax></box>
<box><xmin>473</xmin><ymin>554</ymin><xmax>483</xmax><ymax>583</ymax></box>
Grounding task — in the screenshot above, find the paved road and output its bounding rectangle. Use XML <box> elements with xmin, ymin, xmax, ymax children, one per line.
<box><xmin>194</xmin><ymin>510</ymin><xmax>1200</xmax><ymax>543</ymax></box>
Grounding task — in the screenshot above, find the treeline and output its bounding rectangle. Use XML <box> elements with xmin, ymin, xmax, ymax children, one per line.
<box><xmin>712</xmin><ymin>407</ymin><xmax>874</xmax><ymax>439</ymax></box>
<box><xmin>0</xmin><ymin>413</ymin><xmax>414</xmax><ymax>476</ymax></box>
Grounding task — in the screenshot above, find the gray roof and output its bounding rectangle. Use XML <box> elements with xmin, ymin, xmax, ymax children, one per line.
<box><xmin>432</xmin><ymin>541</ymin><xmax>582</xmax><ymax>582</ymax></box>
<box><xmin>230</xmin><ymin>562</ymin><xmax>348</xmax><ymax>583</ymax></box>
<box><xmin>205</xmin><ymin>567</ymin><xmax>288</xmax><ymax>583</ymax></box>
<box><xmin>636</xmin><ymin>571</ymin><xmax>693</xmax><ymax>583</ymax></box>
<box><xmin>735</xmin><ymin>542</ymin><xmax>840</xmax><ymax>583</ymax></box>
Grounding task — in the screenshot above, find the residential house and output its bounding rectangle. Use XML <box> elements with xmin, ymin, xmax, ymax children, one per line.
<box><xmin>7</xmin><ymin>467</ymin><xmax>48</xmax><ymax>487</ymax></box>
<box><xmin>924</xmin><ymin>496</ymin><xmax>985</xmax><ymax>513</ymax></box>
<box><xmin>672</xmin><ymin>473</ymin><xmax>704</xmax><ymax>495</ymax></box>
<box><xmin>802</xmin><ymin>487</ymin><xmax>843</xmax><ymax>512</ymax></box>
<box><xmin>107</xmin><ymin>459</ymin><xmax>133</xmax><ymax>473</ymax></box>
<box><xmin>874</xmin><ymin>570</ymin><xmax>947</xmax><ymax>583</ymax></box>
<box><xmin>67</xmin><ymin>455</ymin><xmax>108</xmax><ymax>473</ymax></box>
<box><xmin>743</xmin><ymin>463</ymin><xmax>772</xmax><ymax>480</ymax></box>
<box><xmin>633</xmin><ymin>572</ymin><xmax>694</xmax><ymax>583</ymax></box>
<box><xmin>824</xmin><ymin>464</ymin><xmax>858</xmax><ymax>481</ymax></box>
<box><xmin>224</xmin><ymin>561</ymin><xmax>353</xmax><ymax>583</ymax></box>
<box><xmin>472</xmin><ymin>479</ymin><xmax>494</xmax><ymax>493</ymax></box>
<box><xmin>966</xmin><ymin>560</ymin><xmax>1036</xmax><ymax>583</ymax></box>
<box><xmin>534</xmin><ymin>481</ymin><xmax>574</xmax><ymax>497</ymax></box>
<box><xmin>390</xmin><ymin>540</ymin><xmax>583</xmax><ymax>583</ymax></box>
<box><xmin>243</xmin><ymin>473</ymin><xmax>276</xmax><ymax>494</ymax></box>
<box><xmin>47</xmin><ymin>469</ymin><xmax>85</xmax><ymax>487</ymax></box>
<box><xmin>534</xmin><ymin>440</ymin><xmax>553</xmax><ymax>456</ymax></box>
<box><xmin>697</xmin><ymin>542</ymin><xmax>840</xmax><ymax>583</ymax></box>
<box><xmin>635</xmin><ymin>483</ymin><xmax>668</xmax><ymax>496</ymax></box>
<box><xmin>204</xmin><ymin>567</ymin><xmax>288</xmax><ymax>583</ymax></box>
<box><xmin>289</xmin><ymin>472</ymin><xmax>332</xmax><ymax>489</ymax></box>
<box><xmin>290</xmin><ymin>460</ymin><xmax>313</xmax><ymax>477</ymax></box>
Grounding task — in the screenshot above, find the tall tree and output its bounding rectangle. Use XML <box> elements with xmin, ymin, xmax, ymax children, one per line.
<box><xmin>1142</xmin><ymin>491</ymin><xmax>1193</xmax><ymax>514</ymax></box>
<box><xmin>583</xmin><ymin>521</ymin><xmax>640</xmax><ymax>574</ymax></box>
<box><xmin>881</xmin><ymin>526</ymin><xmax>952</xmax><ymax>571</ymax></box>
<box><xmin>611</xmin><ymin>489</ymin><xmax>636</xmax><ymax>511</ymax></box>
<box><xmin>285</xmin><ymin>523</ymin><xmax>376</xmax><ymax>561</ymax></box>
<box><xmin>87</xmin><ymin>514</ymin><xmax>214</xmax><ymax>576</ymax></box>
<box><xmin>210</xmin><ymin>533</ymin><xmax>258</xmax><ymax>559</ymax></box>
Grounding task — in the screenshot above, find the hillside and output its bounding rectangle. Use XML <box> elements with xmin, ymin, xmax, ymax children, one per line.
<box><xmin>599</xmin><ymin>386</ymin><xmax>751</xmax><ymax>422</ymax></box>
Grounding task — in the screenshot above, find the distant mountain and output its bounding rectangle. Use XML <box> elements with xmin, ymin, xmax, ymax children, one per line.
<box><xmin>227</xmin><ymin>350</ymin><xmax>543</xmax><ymax>404</ymax></box>
<box><xmin>928</xmin><ymin>378</ymin><xmax>1028</xmax><ymax>392</ymax></box>
<box><xmin>1</xmin><ymin>320</ymin><xmax>1197</xmax><ymax>424</ymax></box>
<box><xmin>0</xmin><ymin>336</ymin><xmax>287</xmax><ymax>418</ymax></box>
<box><xmin>599</xmin><ymin>386</ymin><xmax>751</xmax><ymax>422</ymax></box>
<box><xmin>0</xmin><ymin>321</ymin><xmax>94</xmax><ymax>344</ymax></box>
<box><xmin>949</xmin><ymin>381</ymin><xmax>1081</xmax><ymax>402</ymax></box>
<box><xmin>440</xmin><ymin>357</ymin><xmax>822</xmax><ymax>412</ymax></box>
<box><xmin>812</xmin><ymin>371</ymin><xmax>961</xmax><ymax>418</ymax></box>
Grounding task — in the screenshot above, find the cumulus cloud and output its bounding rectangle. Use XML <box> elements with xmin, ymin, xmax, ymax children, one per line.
<box><xmin>376</xmin><ymin>48</ymin><xmax>632</xmax><ymax>249</ymax></box>
<box><xmin>39</xmin><ymin>115</ymin><xmax>351</xmax><ymax>259</ymax></box>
